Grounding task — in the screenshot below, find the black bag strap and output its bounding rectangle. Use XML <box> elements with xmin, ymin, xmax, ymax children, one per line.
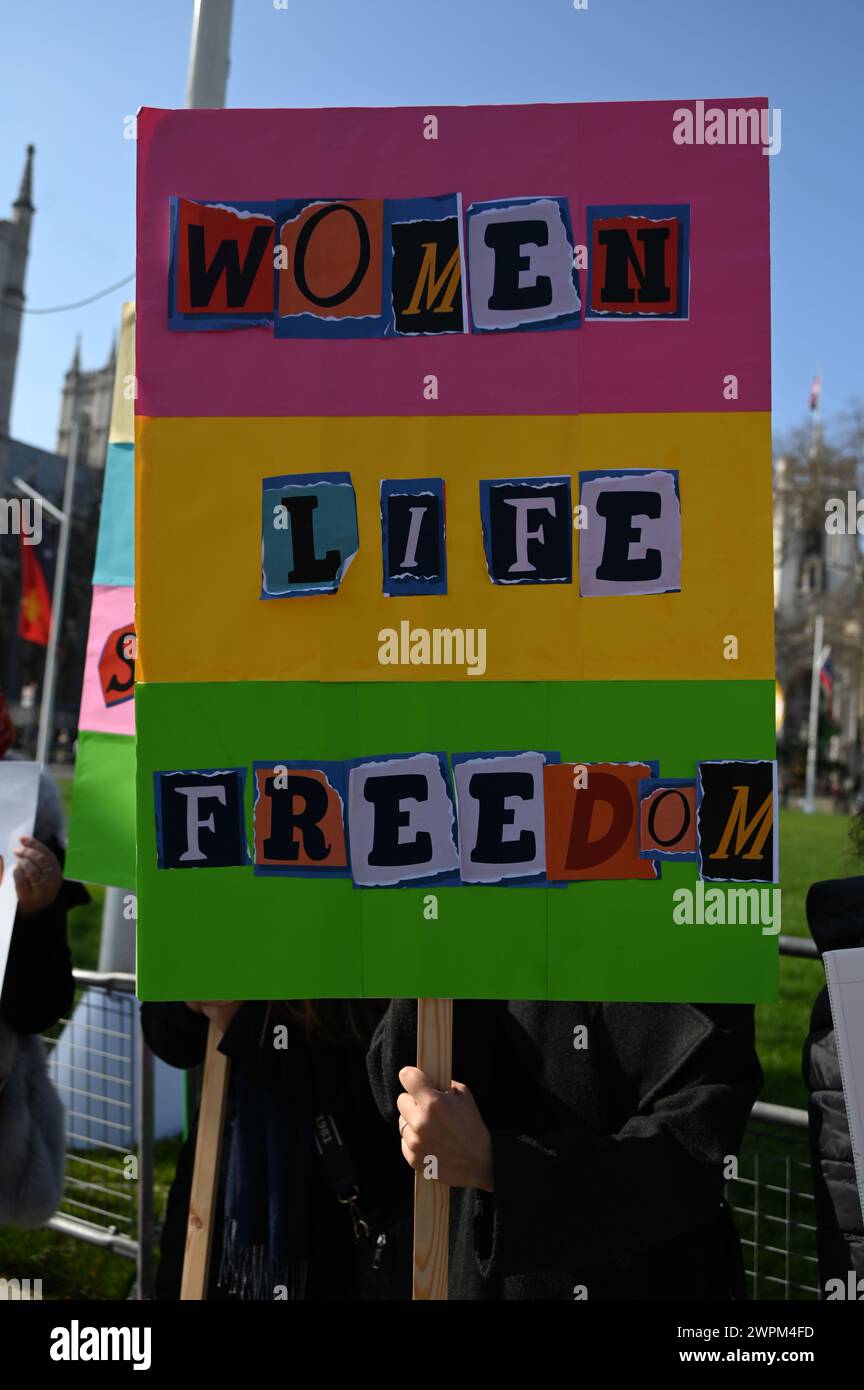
<box><xmin>312</xmin><ymin>1112</ymin><xmax>371</xmax><ymax>1240</ymax></box>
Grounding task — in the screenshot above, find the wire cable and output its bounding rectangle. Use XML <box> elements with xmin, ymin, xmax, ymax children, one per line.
<box><xmin>11</xmin><ymin>273</ymin><xmax>135</xmax><ymax>315</ymax></box>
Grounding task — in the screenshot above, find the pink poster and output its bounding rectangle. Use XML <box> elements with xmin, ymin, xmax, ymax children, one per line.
<box><xmin>136</xmin><ymin>100</ymin><xmax>770</xmax><ymax>420</ymax></box>
<box><xmin>79</xmin><ymin>585</ymin><xmax>136</xmax><ymax>737</ymax></box>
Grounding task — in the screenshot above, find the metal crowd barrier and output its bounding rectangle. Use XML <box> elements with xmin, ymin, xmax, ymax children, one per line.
<box><xmin>723</xmin><ymin>934</ymin><xmax>822</xmax><ymax>1300</ymax></box>
<box><xmin>729</xmin><ymin>1104</ymin><xmax>820</xmax><ymax>1300</ymax></box>
<box><xmin>40</xmin><ymin>970</ymin><xmax>154</xmax><ymax>1299</ymax></box>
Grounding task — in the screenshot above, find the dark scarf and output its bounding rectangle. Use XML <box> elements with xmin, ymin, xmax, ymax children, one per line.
<box><xmin>217</xmin><ymin>1053</ymin><xmax>315</xmax><ymax>1300</ymax></box>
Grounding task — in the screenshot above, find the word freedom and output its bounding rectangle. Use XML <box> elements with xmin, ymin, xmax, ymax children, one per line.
<box><xmin>152</xmin><ymin>756</ymin><xmax>777</xmax><ymax>889</ymax></box>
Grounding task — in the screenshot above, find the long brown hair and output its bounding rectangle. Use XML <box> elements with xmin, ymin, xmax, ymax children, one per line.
<box><xmin>270</xmin><ymin>998</ymin><xmax>385</xmax><ymax>1045</ymax></box>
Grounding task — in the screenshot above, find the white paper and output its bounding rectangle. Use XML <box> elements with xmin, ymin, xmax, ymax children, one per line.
<box><xmin>824</xmin><ymin>946</ymin><xmax>864</xmax><ymax>1225</ymax></box>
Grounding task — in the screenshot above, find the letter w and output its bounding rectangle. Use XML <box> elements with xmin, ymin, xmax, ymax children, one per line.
<box><xmin>187</xmin><ymin>224</ymin><xmax>272</xmax><ymax>308</ymax></box>
<box><xmin>710</xmin><ymin>788</ymin><xmax>773</xmax><ymax>861</ymax></box>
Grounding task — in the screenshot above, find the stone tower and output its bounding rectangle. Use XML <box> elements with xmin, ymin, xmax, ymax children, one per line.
<box><xmin>0</xmin><ymin>145</ymin><xmax>35</xmax><ymax>478</ymax></box>
<box><xmin>56</xmin><ymin>333</ymin><xmax>116</xmax><ymax>472</ymax></box>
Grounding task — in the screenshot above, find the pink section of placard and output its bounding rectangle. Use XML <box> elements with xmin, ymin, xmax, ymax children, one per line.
<box><xmin>137</xmin><ymin>101</ymin><xmax>770</xmax><ymax>418</ymax></box>
<box><xmin>79</xmin><ymin>586</ymin><xmax>136</xmax><ymax>736</ymax></box>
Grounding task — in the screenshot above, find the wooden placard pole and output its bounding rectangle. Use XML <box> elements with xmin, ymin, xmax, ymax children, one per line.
<box><xmin>412</xmin><ymin>997</ymin><xmax>453</xmax><ymax>1301</ymax></box>
<box><xmin>180</xmin><ymin>1019</ymin><xmax>231</xmax><ymax>1300</ymax></box>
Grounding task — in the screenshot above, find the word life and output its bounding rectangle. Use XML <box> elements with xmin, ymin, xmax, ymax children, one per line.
<box><xmin>261</xmin><ymin>471</ymin><xmax>682</xmax><ymax>600</ymax></box>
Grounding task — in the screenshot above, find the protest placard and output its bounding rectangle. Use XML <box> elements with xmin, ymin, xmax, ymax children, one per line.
<box><xmin>136</xmin><ymin>101</ymin><xmax>774</xmax><ymax>1299</ymax></box>
<box><xmin>135</xmin><ymin>100</ymin><xmax>776</xmax><ymax>1006</ymax></box>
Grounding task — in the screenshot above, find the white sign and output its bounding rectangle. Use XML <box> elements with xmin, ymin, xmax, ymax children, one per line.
<box><xmin>0</xmin><ymin>762</ymin><xmax>41</xmax><ymax>993</ymax></box>
<box><xmin>825</xmin><ymin>946</ymin><xmax>864</xmax><ymax>1228</ymax></box>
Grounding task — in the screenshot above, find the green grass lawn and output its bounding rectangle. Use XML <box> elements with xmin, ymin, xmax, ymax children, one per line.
<box><xmin>0</xmin><ymin>1141</ymin><xmax>181</xmax><ymax>1300</ymax></box>
<box><xmin>756</xmin><ymin>809</ymin><xmax>859</xmax><ymax>1110</ymax></box>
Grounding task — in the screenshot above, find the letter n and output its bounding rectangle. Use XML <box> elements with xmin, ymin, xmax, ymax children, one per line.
<box><xmin>587</xmin><ymin>205</ymin><xmax>690</xmax><ymax>318</ymax></box>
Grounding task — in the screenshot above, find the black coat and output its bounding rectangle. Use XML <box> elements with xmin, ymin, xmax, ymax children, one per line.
<box><xmin>141</xmin><ymin>1001</ymin><xmax>413</xmax><ymax>1300</ymax></box>
<box><xmin>368</xmin><ymin>999</ymin><xmax>762</xmax><ymax>1300</ymax></box>
<box><xmin>0</xmin><ymin>842</ymin><xmax>86</xmax><ymax>1034</ymax></box>
<box><xmin>802</xmin><ymin>876</ymin><xmax>864</xmax><ymax>1285</ymax></box>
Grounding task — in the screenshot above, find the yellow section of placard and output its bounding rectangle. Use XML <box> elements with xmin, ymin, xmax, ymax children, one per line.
<box><xmin>108</xmin><ymin>302</ymin><xmax>135</xmax><ymax>444</ymax></box>
<box><xmin>136</xmin><ymin>411</ymin><xmax>773</xmax><ymax>684</ymax></box>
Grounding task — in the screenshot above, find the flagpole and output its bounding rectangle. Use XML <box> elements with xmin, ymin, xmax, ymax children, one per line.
<box><xmin>803</xmin><ymin>612</ymin><xmax>824</xmax><ymax>815</ymax></box>
<box><xmin>186</xmin><ymin>0</ymin><xmax>234</xmax><ymax>109</ymax></box>
<box><xmin>34</xmin><ymin>421</ymin><xmax>79</xmax><ymax>765</ymax></box>
<box><xmin>809</xmin><ymin>370</ymin><xmax>822</xmax><ymax>460</ymax></box>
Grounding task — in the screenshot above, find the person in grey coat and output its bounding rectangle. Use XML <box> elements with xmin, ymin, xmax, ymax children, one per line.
<box><xmin>802</xmin><ymin>873</ymin><xmax>864</xmax><ymax>1291</ymax></box>
<box><xmin>0</xmin><ymin>701</ymin><xmax>89</xmax><ymax>1227</ymax></box>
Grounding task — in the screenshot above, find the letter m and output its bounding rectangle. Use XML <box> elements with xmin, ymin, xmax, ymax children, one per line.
<box><xmin>403</xmin><ymin>243</ymin><xmax>462</xmax><ymax>316</ymax></box>
<box><xmin>102</xmin><ymin>1328</ymin><xmax>128</xmax><ymax>1359</ymax></box>
<box><xmin>433</xmin><ymin>628</ymin><xmax>464</xmax><ymax>666</ymax></box>
<box><xmin>726</xmin><ymin>108</ymin><xmax>760</xmax><ymax>144</ymax></box>
<box><xmin>709</xmin><ymin>787</ymin><xmax>773</xmax><ymax>861</ymax></box>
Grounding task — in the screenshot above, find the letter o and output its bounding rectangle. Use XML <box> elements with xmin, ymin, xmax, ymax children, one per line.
<box><xmin>647</xmin><ymin>788</ymin><xmax>691</xmax><ymax>848</ymax></box>
<box><xmin>294</xmin><ymin>203</ymin><xmax>371</xmax><ymax>307</ymax></box>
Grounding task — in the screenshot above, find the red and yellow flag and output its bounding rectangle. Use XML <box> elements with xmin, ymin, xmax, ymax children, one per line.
<box><xmin>18</xmin><ymin>537</ymin><xmax>51</xmax><ymax>646</ymax></box>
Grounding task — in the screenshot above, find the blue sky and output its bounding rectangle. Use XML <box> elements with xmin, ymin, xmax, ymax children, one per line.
<box><xmin>1</xmin><ymin>0</ymin><xmax>860</xmax><ymax>452</ymax></box>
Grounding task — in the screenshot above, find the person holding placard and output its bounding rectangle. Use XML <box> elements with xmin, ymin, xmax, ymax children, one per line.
<box><xmin>0</xmin><ymin>691</ymin><xmax>89</xmax><ymax>1226</ymax></box>
<box><xmin>369</xmin><ymin>998</ymin><xmax>762</xmax><ymax>1300</ymax></box>
<box><xmin>0</xmin><ymin>693</ymin><xmax>87</xmax><ymax>1034</ymax></box>
<box><xmin>142</xmin><ymin>997</ymin><xmax>413</xmax><ymax>1300</ymax></box>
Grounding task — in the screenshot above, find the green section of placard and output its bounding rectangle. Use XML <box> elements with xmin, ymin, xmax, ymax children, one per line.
<box><xmin>135</xmin><ymin>679</ymin><xmax>778</xmax><ymax>1003</ymax></box>
<box><xmin>67</xmin><ymin>730</ymin><xmax>136</xmax><ymax>889</ymax></box>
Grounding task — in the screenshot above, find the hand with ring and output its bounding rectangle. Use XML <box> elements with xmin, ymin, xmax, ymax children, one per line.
<box><xmin>396</xmin><ymin>1066</ymin><xmax>494</xmax><ymax>1191</ymax></box>
<box><xmin>14</xmin><ymin>835</ymin><xmax>62</xmax><ymax>917</ymax></box>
